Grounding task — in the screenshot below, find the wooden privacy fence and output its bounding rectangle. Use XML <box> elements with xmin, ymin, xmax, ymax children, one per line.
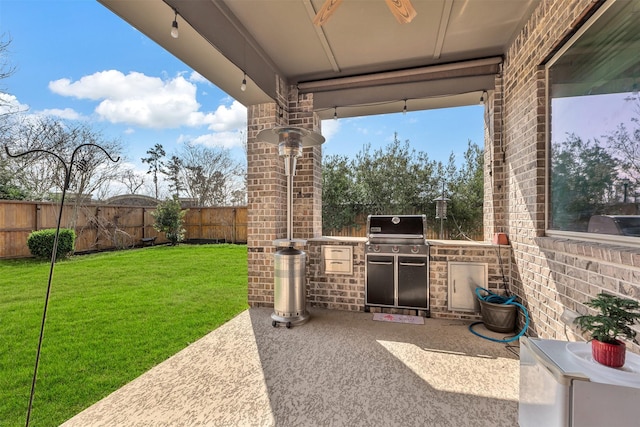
<box><xmin>0</xmin><ymin>200</ymin><xmax>247</xmax><ymax>259</ymax></box>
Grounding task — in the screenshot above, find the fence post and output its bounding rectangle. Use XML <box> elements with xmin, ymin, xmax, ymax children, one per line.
<box><xmin>232</xmin><ymin>208</ymin><xmax>236</xmax><ymax>244</ymax></box>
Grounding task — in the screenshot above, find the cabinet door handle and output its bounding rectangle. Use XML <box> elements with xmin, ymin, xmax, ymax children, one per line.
<box><xmin>399</xmin><ymin>262</ymin><xmax>425</xmax><ymax>267</ymax></box>
<box><xmin>453</xmin><ymin>279</ymin><xmax>456</xmax><ymax>293</ymax></box>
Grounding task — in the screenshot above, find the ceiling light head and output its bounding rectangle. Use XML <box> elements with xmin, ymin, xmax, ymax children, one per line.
<box><xmin>170</xmin><ymin>10</ymin><xmax>179</xmax><ymax>39</ymax></box>
<box><xmin>403</xmin><ymin>99</ymin><xmax>407</xmax><ymax>115</ymax></box>
<box><xmin>333</xmin><ymin>107</ymin><xmax>338</xmax><ymax>120</ymax></box>
<box><xmin>480</xmin><ymin>90</ymin><xmax>488</xmax><ymax>104</ymax></box>
<box><xmin>240</xmin><ymin>73</ymin><xmax>247</xmax><ymax>92</ymax></box>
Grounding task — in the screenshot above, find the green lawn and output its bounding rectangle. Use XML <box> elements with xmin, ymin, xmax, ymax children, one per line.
<box><xmin>0</xmin><ymin>244</ymin><xmax>248</xmax><ymax>427</ymax></box>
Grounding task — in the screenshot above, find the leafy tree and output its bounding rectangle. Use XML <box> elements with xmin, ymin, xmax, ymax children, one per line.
<box><xmin>352</xmin><ymin>134</ymin><xmax>440</xmax><ymax>214</ymax></box>
<box><xmin>448</xmin><ymin>141</ymin><xmax>484</xmax><ymax>239</ymax></box>
<box><xmin>322</xmin><ymin>154</ymin><xmax>359</xmax><ymax>234</ymax></box>
<box><xmin>141</xmin><ymin>143</ymin><xmax>166</xmax><ymax>200</ymax></box>
<box><xmin>321</xmin><ymin>132</ymin><xmax>484</xmax><ymax>239</ymax></box>
<box><xmin>605</xmin><ymin>119</ymin><xmax>640</xmax><ymax>200</ymax></box>
<box><xmin>550</xmin><ymin>134</ymin><xmax>618</xmax><ymax>231</ymax></box>
<box><xmin>151</xmin><ymin>196</ymin><xmax>187</xmax><ymax>245</ymax></box>
<box><xmin>161</xmin><ymin>155</ymin><xmax>183</xmax><ymax>198</ymax></box>
<box><xmin>0</xmin><ymin>170</ymin><xmax>27</xmax><ymax>199</ymax></box>
<box><xmin>1</xmin><ymin>153</ymin><xmax>27</xmax><ymax>199</ymax></box>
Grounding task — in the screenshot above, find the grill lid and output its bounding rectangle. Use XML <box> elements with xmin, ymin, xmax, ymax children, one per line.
<box><xmin>367</xmin><ymin>215</ymin><xmax>426</xmax><ymax>243</ymax></box>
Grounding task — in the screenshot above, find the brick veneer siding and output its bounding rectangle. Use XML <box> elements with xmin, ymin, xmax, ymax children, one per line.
<box><xmin>493</xmin><ymin>0</ymin><xmax>640</xmax><ymax>354</ymax></box>
<box><xmin>307</xmin><ymin>239</ymin><xmax>366</xmax><ymax>312</ymax></box>
<box><xmin>428</xmin><ymin>242</ymin><xmax>511</xmax><ymax>320</ymax></box>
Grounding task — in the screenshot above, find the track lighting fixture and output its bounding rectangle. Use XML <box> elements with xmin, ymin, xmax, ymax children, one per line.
<box><xmin>403</xmin><ymin>99</ymin><xmax>407</xmax><ymax>115</ymax></box>
<box><xmin>480</xmin><ymin>90</ymin><xmax>488</xmax><ymax>104</ymax></box>
<box><xmin>240</xmin><ymin>73</ymin><xmax>247</xmax><ymax>91</ymax></box>
<box><xmin>170</xmin><ymin>9</ymin><xmax>179</xmax><ymax>39</ymax></box>
<box><xmin>333</xmin><ymin>107</ymin><xmax>338</xmax><ymax>120</ymax></box>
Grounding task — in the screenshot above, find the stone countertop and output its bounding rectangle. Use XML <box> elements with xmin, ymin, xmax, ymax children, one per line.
<box><xmin>308</xmin><ymin>236</ymin><xmax>367</xmax><ymax>243</ymax></box>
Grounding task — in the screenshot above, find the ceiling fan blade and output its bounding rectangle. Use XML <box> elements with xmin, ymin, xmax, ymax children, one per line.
<box><xmin>385</xmin><ymin>0</ymin><xmax>417</xmax><ymax>24</ymax></box>
<box><xmin>313</xmin><ymin>0</ymin><xmax>343</xmax><ymax>26</ymax></box>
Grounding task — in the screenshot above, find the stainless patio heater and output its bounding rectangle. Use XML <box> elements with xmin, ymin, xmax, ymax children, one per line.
<box><xmin>256</xmin><ymin>126</ymin><xmax>325</xmax><ymax>328</ymax></box>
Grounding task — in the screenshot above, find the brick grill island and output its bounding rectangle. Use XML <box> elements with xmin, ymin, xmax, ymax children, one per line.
<box><xmin>306</xmin><ymin>237</ymin><xmax>511</xmax><ymax>321</ymax></box>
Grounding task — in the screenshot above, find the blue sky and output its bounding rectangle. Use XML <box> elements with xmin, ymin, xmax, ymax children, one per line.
<box><xmin>1</xmin><ymin>0</ymin><xmax>484</xmax><ymax>192</ymax></box>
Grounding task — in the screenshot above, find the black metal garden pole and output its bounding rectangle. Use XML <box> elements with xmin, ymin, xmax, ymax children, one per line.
<box><xmin>4</xmin><ymin>144</ymin><xmax>119</xmax><ymax>427</ymax></box>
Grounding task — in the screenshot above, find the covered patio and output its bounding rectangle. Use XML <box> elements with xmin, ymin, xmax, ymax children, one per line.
<box><xmin>85</xmin><ymin>0</ymin><xmax>640</xmax><ymax>423</ymax></box>
<box><xmin>62</xmin><ymin>308</ymin><xmax>519</xmax><ymax>426</ymax></box>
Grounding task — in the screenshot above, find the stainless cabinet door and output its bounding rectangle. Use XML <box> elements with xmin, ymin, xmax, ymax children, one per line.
<box><xmin>366</xmin><ymin>255</ymin><xmax>395</xmax><ymax>306</ymax></box>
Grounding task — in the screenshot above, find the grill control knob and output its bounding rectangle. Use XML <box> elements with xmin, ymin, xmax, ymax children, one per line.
<box><xmin>392</xmin><ymin>245</ymin><xmax>399</xmax><ymax>253</ymax></box>
<box><xmin>411</xmin><ymin>245</ymin><xmax>419</xmax><ymax>254</ymax></box>
<box><xmin>372</xmin><ymin>245</ymin><xmax>380</xmax><ymax>252</ymax></box>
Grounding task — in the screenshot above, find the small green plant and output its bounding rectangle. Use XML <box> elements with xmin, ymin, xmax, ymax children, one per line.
<box><xmin>151</xmin><ymin>196</ymin><xmax>187</xmax><ymax>245</ymax></box>
<box><xmin>575</xmin><ymin>293</ymin><xmax>640</xmax><ymax>344</ymax></box>
<box><xmin>26</xmin><ymin>228</ymin><xmax>76</xmax><ymax>259</ymax></box>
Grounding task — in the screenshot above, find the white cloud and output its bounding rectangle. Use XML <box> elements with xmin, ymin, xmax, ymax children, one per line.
<box><xmin>188</xmin><ymin>71</ymin><xmax>209</xmax><ymax>84</ymax></box>
<box><xmin>47</xmin><ymin>70</ymin><xmax>244</xmax><ymax>131</ymax></box>
<box><xmin>320</xmin><ymin>119</ymin><xmax>340</xmax><ymax>143</ymax></box>
<box><xmin>198</xmin><ymin>101</ymin><xmax>247</xmax><ymax>132</ymax></box>
<box><xmin>0</xmin><ymin>93</ymin><xmax>29</xmax><ymax>115</ymax></box>
<box><xmin>179</xmin><ymin>129</ymin><xmax>246</xmax><ymax>150</ymax></box>
<box><xmin>40</xmin><ymin>107</ymin><xmax>83</xmax><ymax>120</ymax></box>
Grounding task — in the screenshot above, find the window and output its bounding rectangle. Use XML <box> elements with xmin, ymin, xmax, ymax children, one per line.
<box><xmin>547</xmin><ymin>0</ymin><xmax>640</xmax><ymax>238</ymax></box>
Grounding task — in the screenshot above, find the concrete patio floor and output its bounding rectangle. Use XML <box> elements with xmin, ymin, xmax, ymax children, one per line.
<box><xmin>61</xmin><ymin>307</ymin><xmax>520</xmax><ymax>426</ymax></box>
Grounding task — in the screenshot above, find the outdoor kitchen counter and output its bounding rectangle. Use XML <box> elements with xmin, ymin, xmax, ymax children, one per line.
<box><xmin>307</xmin><ymin>238</ymin><xmax>511</xmax><ymax>319</ymax></box>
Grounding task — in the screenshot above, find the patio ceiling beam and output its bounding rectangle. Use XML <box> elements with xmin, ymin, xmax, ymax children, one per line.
<box><xmin>164</xmin><ymin>0</ymin><xmax>282</xmax><ymax>99</ymax></box>
<box><xmin>302</xmin><ymin>0</ymin><xmax>341</xmax><ymax>73</ymax></box>
<box><xmin>433</xmin><ymin>0</ymin><xmax>454</xmax><ymax>59</ymax></box>
<box><xmin>297</xmin><ymin>56</ymin><xmax>502</xmax><ymax>93</ymax></box>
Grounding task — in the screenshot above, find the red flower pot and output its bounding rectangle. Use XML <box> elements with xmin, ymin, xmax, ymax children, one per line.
<box><xmin>591</xmin><ymin>339</ymin><xmax>626</xmax><ymax>368</ymax></box>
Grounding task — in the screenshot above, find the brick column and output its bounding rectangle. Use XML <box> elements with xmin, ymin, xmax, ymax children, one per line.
<box><xmin>246</xmin><ymin>79</ymin><xmax>322</xmax><ymax>307</ymax></box>
<box><xmin>483</xmin><ymin>75</ymin><xmax>507</xmax><ymax>242</ymax></box>
<box><xmin>288</xmin><ymin>86</ymin><xmax>323</xmax><ymax>239</ymax></box>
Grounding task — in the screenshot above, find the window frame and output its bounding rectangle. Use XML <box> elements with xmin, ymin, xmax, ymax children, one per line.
<box><xmin>544</xmin><ymin>0</ymin><xmax>640</xmax><ymax>247</ymax></box>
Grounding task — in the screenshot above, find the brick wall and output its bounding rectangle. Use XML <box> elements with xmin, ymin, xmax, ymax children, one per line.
<box><xmin>307</xmin><ymin>239</ymin><xmax>365</xmax><ymax>312</ymax></box>
<box><xmin>429</xmin><ymin>242</ymin><xmax>511</xmax><ymax>320</ymax></box>
<box><xmin>495</xmin><ymin>0</ymin><xmax>640</xmax><ymax>354</ymax></box>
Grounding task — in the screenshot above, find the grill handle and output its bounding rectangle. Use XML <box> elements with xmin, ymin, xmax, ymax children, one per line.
<box><xmin>368</xmin><ymin>260</ymin><xmax>393</xmax><ymax>265</ymax></box>
<box><xmin>399</xmin><ymin>261</ymin><xmax>426</xmax><ymax>267</ymax></box>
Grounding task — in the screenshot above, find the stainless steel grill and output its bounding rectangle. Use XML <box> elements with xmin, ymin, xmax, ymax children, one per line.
<box><xmin>365</xmin><ymin>215</ymin><xmax>429</xmax><ymax>314</ymax></box>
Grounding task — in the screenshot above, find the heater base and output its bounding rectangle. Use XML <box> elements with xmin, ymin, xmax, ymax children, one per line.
<box><xmin>271</xmin><ymin>312</ymin><xmax>310</xmax><ymax>328</ymax></box>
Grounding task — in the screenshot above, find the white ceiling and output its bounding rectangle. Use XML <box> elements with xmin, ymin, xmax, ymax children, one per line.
<box><xmin>98</xmin><ymin>0</ymin><xmax>540</xmax><ymax>119</ymax></box>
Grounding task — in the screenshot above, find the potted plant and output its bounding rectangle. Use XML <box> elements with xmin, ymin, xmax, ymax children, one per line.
<box><xmin>574</xmin><ymin>293</ymin><xmax>640</xmax><ymax>368</ymax></box>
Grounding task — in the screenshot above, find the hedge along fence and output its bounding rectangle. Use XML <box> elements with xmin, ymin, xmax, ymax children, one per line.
<box><xmin>0</xmin><ymin>200</ymin><xmax>248</xmax><ymax>259</ymax></box>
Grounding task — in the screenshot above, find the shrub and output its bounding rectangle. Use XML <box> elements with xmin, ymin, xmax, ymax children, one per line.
<box><xmin>27</xmin><ymin>228</ymin><xmax>76</xmax><ymax>259</ymax></box>
<box><xmin>151</xmin><ymin>197</ymin><xmax>187</xmax><ymax>245</ymax></box>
